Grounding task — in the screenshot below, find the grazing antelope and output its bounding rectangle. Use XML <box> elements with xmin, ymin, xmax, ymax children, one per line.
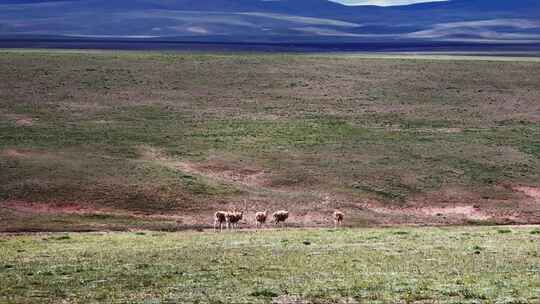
<box><xmin>214</xmin><ymin>211</ymin><xmax>228</xmax><ymax>232</ymax></box>
<box><xmin>255</xmin><ymin>210</ymin><xmax>268</xmax><ymax>229</ymax></box>
<box><xmin>272</xmin><ymin>210</ymin><xmax>289</xmax><ymax>228</ymax></box>
<box><xmin>333</xmin><ymin>210</ymin><xmax>344</xmax><ymax>228</ymax></box>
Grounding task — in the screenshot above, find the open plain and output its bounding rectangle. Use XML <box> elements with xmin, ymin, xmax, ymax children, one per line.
<box><xmin>1</xmin><ymin>226</ymin><xmax>539</xmax><ymax>303</ymax></box>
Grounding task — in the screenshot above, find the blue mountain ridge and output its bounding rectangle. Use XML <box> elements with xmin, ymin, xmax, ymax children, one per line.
<box><xmin>0</xmin><ymin>0</ymin><xmax>539</xmax><ymax>43</ymax></box>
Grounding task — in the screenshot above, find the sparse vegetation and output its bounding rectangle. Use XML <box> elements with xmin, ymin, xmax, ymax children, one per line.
<box><xmin>0</xmin><ymin>226</ymin><xmax>539</xmax><ymax>303</ymax></box>
<box><xmin>1</xmin><ymin>50</ymin><xmax>540</xmax><ymax>231</ymax></box>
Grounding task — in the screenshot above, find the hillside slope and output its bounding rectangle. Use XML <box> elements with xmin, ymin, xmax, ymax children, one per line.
<box><xmin>1</xmin><ymin>51</ymin><xmax>540</xmax><ymax>231</ymax></box>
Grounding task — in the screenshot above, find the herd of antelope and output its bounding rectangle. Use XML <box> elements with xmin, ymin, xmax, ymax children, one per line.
<box><xmin>213</xmin><ymin>209</ymin><xmax>344</xmax><ymax>232</ymax></box>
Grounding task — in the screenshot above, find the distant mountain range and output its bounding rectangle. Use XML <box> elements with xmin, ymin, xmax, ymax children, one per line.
<box><xmin>1</xmin><ymin>0</ymin><xmax>539</xmax><ymax>43</ymax></box>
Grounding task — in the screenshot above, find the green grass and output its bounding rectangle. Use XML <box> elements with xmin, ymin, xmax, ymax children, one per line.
<box><xmin>1</xmin><ymin>50</ymin><xmax>540</xmax><ymax>230</ymax></box>
<box><xmin>0</xmin><ymin>226</ymin><xmax>539</xmax><ymax>303</ymax></box>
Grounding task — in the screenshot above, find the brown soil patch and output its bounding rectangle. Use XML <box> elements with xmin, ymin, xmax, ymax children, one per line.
<box><xmin>362</xmin><ymin>201</ymin><xmax>492</xmax><ymax>223</ymax></box>
<box><xmin>357</xmin><ymin>182</ymin><xmax>540</xmax><ymax>225</ymax></box>
<box><xmin>1</xmin><ymin>200</ymin><xmax>195</xmax><ymax>222</ymax></box>
<box><xmin>1</xmin><ymin>149</ymin><xmax>28</xmax><ymax>158</ymax></box>
<box><xmin>3</xmin><ymin>201</ymin><xmax>99</xmax><ymax>215</ymax></box>
<box><xmin>1</xmin><ymin>148</ymin><xmax>62</xmax><ymax>161</ymax></box>
<box><xmin>137</xmin><ymin>145</ymin><xmax>271</xmax><ymax>188</ymax></box>
<box><xmin>175</xmin><ymin>161</ymin><xmax>270</xmax><ymax>187</ymax></box>
<box><xmin>418</xmin><ymin>205</ymin><xmax>490</xmax><ymax>221</ymax></box>
<box><xmin>15</xmin><ymin>117</ymin><xmax>34</xmax><ymax>126</ymax></box>
<box><xmin>1</xmin><ymin>113</ymin><xmax>36</xmax><ymax>126</ymax></box>
<box><xmin>515</xmin><ymin>186</ymin><xmax>540</xmax><ymax>200</ymax></box>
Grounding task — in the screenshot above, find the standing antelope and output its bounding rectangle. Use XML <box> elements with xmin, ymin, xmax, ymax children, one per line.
<box><xmin>333</xmin><ymin>210</ymin><xmax>344</xmax><ymax>228</ymax></box>
<box><xmin>214</xmin><ymin>211</ymin><xmax>228</xmax><ymax>232</ymax></box>
<box><xmin>226</xmin><ymin>210</ymin><xmax>244</xmax><ymax>230</ymax></box>
<box><xmin>272</xmin><ymin>210</ymin><xmax>289</xmax><ymax>228</ymax></box>
<box><xmin>255</xmin><ymin>210</ymin><xmax>268</xmax><ymax>229</ymax></box>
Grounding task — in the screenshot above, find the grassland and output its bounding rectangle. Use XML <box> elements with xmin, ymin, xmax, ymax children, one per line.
<box><xmin>1</xmin><ymin>50</ymin><xmax>540</xmax><ymax>231</ymax></box>
<box><xmin>1</xmin><ymin>226</ymin><xmax>539</xmax><ymax>303</ymax></box>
